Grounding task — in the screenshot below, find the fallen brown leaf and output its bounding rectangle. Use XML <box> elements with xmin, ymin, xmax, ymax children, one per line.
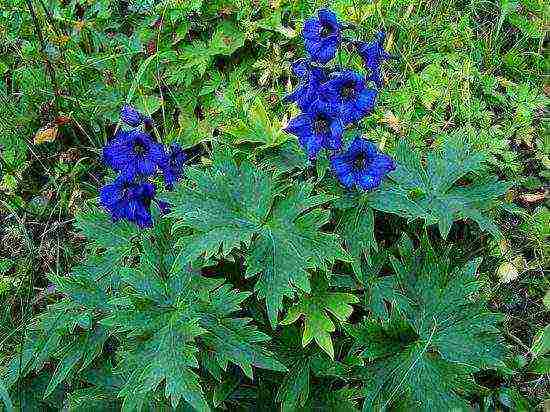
<box><xmin>517</xmin><ymin>191</ymin><xmax>547</xmax><ymax>204</ymax></box>
<box><xmin>54</xmin><ymin>115</ymin><xmax>71</xmax><ymax>125</ymax></box>
<box><xmin>34</xmin><ymin>125</ymin><xmax>58</xmax><ymax>144</ymax></box>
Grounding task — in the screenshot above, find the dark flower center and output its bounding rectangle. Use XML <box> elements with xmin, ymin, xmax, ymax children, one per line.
<box><xmin>121</xmin><ymin>182</ymin><xmax>132</xmax><ymax>198</ymax></box>
<box><xmin>340</xmin><ymin>81</ymin><xmax>356</xmax><ymax>100</ymax></box>
<box><xmin>313</xmin><ymin>115</ymin><xmax>330</xmax><ymax>134</ymax></box>
<box><xmin>353</xmin><ymin>153</ymin><xmax>370</xmax><ymax>170</ymax></box>
<box><xmin>320</xmin><ymin>23</ymin><xmax>335</xmax><ymax>38</ymax></box>
<box><xmin>133</xmin><ymin>140</ymin><xmax>147</xmax><ymax>156</ymax></box>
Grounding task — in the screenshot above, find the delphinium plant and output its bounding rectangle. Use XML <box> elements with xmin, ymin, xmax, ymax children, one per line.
<box><xmin>1</xmin><ymin>8</ymin><xmax>512</xmax><ymax>412</ymax></box>
<box><xmin>284</xmin><ymin>9</ymin><xmax>395</xmax><ymax>192</ymax></box>
<box><xmin>99</xmin><ymin>105</ymin><xmax>187</xmax><ymax>227</ymax></box>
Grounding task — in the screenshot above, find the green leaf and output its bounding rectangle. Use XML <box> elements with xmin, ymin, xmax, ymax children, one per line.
<box><xmin>200</xmin><ymin>317</ymin><xmax>287</xmax><ymax>378</ymax></box>
<box><xmin>209</xmin><ymin>21</ymin><xmax>246</xmax><ymax>56</ymax></box>
<box><xmin>336</xmin><ymin>204</ymin><xmax>377</xmax><ymax>276</ymax></box>
<box><xmin>44</xmin><ymin>326</ymin><xmax>108</xmax><ymax>398</ymax></box>
<box><xmin>75</xmin><ymin>209</ymin><xmax>140</xmax><ymax>250</ymax></box>
<box><xmin>0</xmin><ymin>258</ymin><xmax>14</xmax><ymax>275</ymax></box>
<box><xmin>133</xmin><ymin>95</ymin><xmax>162</xmax><ymax>116</ymax></box>
<box><xmin>306</xmin><ymin>386</ymin><xmax>361</xmax><ymax>411</ymax></box>
<box><xmin>531</xmin><ymin>324</ymin><xmax>550</xmax><ymax>357</ymax></box>
<box><xmin>1</xmin><ymin>298</ymin><xmax>106</xmax><ymax>398</ymax></box>
<box><xmin>198</xmin><ymin>281</ymin><xmax>287</xmax><ymax>377</ymax></box>
<box><xmin>172</xmin><ymin>41</ymin><xmax>214</xmax><ymax>85</ymax></box>
<box><xmin>212</xmin><ymin>373</ymin><xmax>240</xmax><ymax>407</ymax></box>
<box><xmin>362</xmin><ymin>337</ymin><xmax>475</xmax><ymax>411</ymax></box>
<box><xmin>276</xmin><ymin>358</ymin><xmax>310</xmax><ymax>411</ymax></box>
<box><xmin>369</xmin><ymin>135</ymin><xmax>510</xmax><ymax>238</ymax></box>
<box><xmin>355</xmin><ymin>250</ymin><xmax>414</xmax><ymax>320</ymax></box>
<box><xmin>281</xmin><ymin>277</ymin><xmax>358</xmax><ymax>359</ymax></box>
<box><xmin>173</xmin><ymin>102</ymin><xmax>215</xmax><ymax>147</ymax></box>
<box><xmin>348</xmin><ymin>237</ymin><xmax>505</xmax><ymax>411</ymax></box>
<box><xmin>256</xmin><ymin>9</ymin><xmax>297</xmax><ymax>38</ymax></box>
<box><xmin>259</xmin><ymin>139</ymin><xmax>309</xmax><ymax>176</ymax></box>
<box><xmin>273</xmin><ymin>326</ymin><xmax>351</xmax><ymax>411</ymax></box>
<box><xmin>247</xmin><ymin>184</ymin><xmax>349</xmax><ymax>327</ymax></box>
<box><xmin>67</xmin><ymin>387</ymin><xmax>120</xmax><ymax>411</ymax></box>
<box><xmin>117</xmin><ymin>318</ymin><xmax>209</xmax><ymax>411</ymax></box>
<box><xmin>366</xmin><ymin>275</ymin><xmax>413</xmax><ymax>321</ymax></box>
<box><xmin>102</xmin><ymin>227</ymin><xmax>284</xmax><ymax>410</ymax></box>
<box><xmin>223</xmin><ymin>97</ymin><xmax>287</xmax><ymax>147</ymax></box>
<box><xmin>164</xmin><ymin>0</ymin><xmax>203</xmax><ymax>15</ymax></box>
<box><xmin>49</xmin><ymin>269</ymin><xmax>111</xmax><ymax>311</ymax></box>
<box><xmin>44</xmin><ymin>346</ymin><xmax>84</xmax><ymax>398</ymax></box>
<box><xmin>167</xmin><ymin>159</ymin><xmax>348</xmax><ymax>327</ymax></box>
<box><xmin>528</xmin><ymin>356</ymin><xmax>550</xmax><ymax>375</ymax></box>
<box><xmin>166</xmin><ymin>158</ymin><xmax>273</xmax><ymax>267</ymax></box>
<box><xmin>0</xmin><ymin>377</ymin><xmax>13</xmax><ymax>412</ymax></box>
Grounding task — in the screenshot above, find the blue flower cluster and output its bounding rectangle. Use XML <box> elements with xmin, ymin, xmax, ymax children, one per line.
<box><xmin>284</xmin><ymin>9</ymin><xmax>395</xmax><ymax>191</ymax></box>
<box><xmin>99</xmin><ymin>106</ymin><xmax>186</xmax><ymax>228</ymax></box>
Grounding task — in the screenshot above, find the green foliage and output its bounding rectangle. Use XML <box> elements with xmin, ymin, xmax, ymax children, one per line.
<box><xmin>1</xmin><ymin>0</ymin><xmax>547</xmax><ymax>410</ymax></box>
<box><xmin>223</xmin><ymin>97</ymin><xmax>288</xmax><ymax>148</ymax></box>
<box><xmin>2</xmin><ymin>210</ymin><xmax>286</xmax><ymax>411</ymax></box>
<box><xmin>518</xmin><ymin>206</ymin><xmax>549</xmax><ymax>265</ymax></box>
<box><xmin>335</xmin><ymin>204</ymin><xmax>377</xmax><ymax>277</ymax></box>
<box><xmin>0</xmin><ymin>377</ymin><xmax>13</xmax><ymax>412</ymax></box>
<box><xmin>165</xmin><ymin>154</ymin><xmax>349</xmax><ymax>327</ymax></box>
<box><xmin>273</xmin><ymin>326</ymin><xmax>357</xmax><ymax>411</ymax></box>
<box><xmin>347</xmin><ymin>236</ymin><xmax>505</xmax><ymax>411</ymax></box>
<box><xmin>281</xmin><ymin>276</ymin><xmax>358</xmax><ymax>358</ymax></box>
<box><xmin>369</xmin><ymin>136</ymin><xmax>511</xmax><ymax>239</ymax></box>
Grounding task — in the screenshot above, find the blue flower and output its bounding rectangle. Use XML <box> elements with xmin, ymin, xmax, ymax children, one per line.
<box><xmin>100</xmin><ymin>176</ymin><xmax>156</xmax><ymax>228</ymax></box>
<box><xmin>319</xmin><ymin>70</ymin><xmax>377</xmax><ymax>124</ymax></box>
<box><xmin>284</xmin><ymin>60</ymin><xmax>327</xmax><ymax>112</ymax></box>
<box><xmin>330</xmin><ymin>137</ymin><xmax>395</xmax><ymax>191</ymax></box>
<box><xmin>356</xmin><ymin>32</ymin><xmax>391</xmax><ymax>88</ymax></box>
<box><xmin>120</xmin><ymin>104</ymin><xmax>144</xmax><ymax>127</ymax></box>
<box><xmin>303</xmin><ymin>9</ymin><xmax>342</xmax><ymax>64</ymax></box>
<box><xmin>284</xmin><ymin>102</ymin><xmax>344</xmax><ymax>159</ymax></box>
<box><xmin>103</xmin><ymin>129</ymin><xmax>168</xmax><ymax>179</ymax></box>
<box><xmin>157</xmin><ymin>200</ymin><xmax>172</xmax><ymax>215</ymax></box>
<box><xmin>290</xmin><ymin>59</ymin><xmax>310</xmax><ymax>78</ymax></box>
<box><xmin>162</xmin><ymin>143</ymin><xmax>187</xmax><ymax>189</ymax></box>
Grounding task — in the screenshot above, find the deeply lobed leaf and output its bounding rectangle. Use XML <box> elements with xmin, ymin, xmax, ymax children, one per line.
<box><xmin>368</xmin><ymin>136</ymin><xmax>511</xmax><ymax>238</ymax></box>
<box><xmin>166</xmin><ymin>157</ymin><xmax>349</xmax><ymax>327</ymax></box>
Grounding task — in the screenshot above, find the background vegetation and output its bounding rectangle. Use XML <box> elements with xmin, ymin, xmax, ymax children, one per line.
<box><xmin>0</xmin><ymin>0</ymin><xmax>548</xmax><ymax>410</ymax></box>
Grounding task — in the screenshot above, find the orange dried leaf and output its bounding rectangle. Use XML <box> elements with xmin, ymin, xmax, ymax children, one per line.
<box><xmin>54</xmin><ymin>115</ymin><xmax>71</xmax><ymax>125</ymax></box>
<box><xmin>34</xmin><ymin>126</ymin><xmax>58</xmax><ymax>144</ymax></box>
